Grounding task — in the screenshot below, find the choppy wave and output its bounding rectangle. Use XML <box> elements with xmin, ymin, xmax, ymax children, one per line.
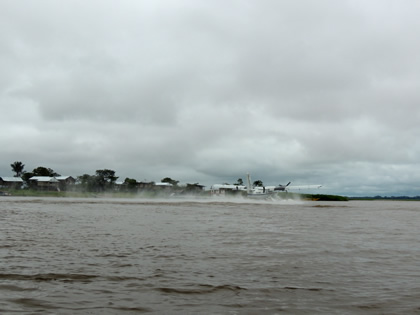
<box><xmin>157</xmin><ymin>284</ymin><xmax>246</xmax><ymax>294</ymax></box>
<box><xmin>0</xmin><ymin>273</ymin><xmax>98</xmax><ymax>282</ymax></box>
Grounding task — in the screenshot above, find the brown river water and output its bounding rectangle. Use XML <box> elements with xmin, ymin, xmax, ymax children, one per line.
<box><xmin>1</xmin><ymin>197</ymin><xmax>419</xmax><ymax>314</ymax></box>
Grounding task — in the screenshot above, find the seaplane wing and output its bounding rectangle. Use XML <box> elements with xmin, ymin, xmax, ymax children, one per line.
<box><xmin>286</xmin><ymin>185</ymin><xmax>322</xmax><ymax>191</ymax></box>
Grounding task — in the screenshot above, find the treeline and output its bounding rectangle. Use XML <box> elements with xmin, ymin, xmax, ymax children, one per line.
<box><xmin>9</xmin><ymin>161</ymin><xmax>185</xmax><ymax>193</ymax></box>
<box><xmin>75</xmin><ymin>169</ymin><xmax>120</xmax><ymax>192</ymax></box>
<box><xmin>350</xmin><ymin>196</ymin><xmax>420</xmax><ymax>200</ymax></box>
<box><xmin>77</xmin><ymin>172</ymin><xmax>184</xmax><ymax>193</ymax></box>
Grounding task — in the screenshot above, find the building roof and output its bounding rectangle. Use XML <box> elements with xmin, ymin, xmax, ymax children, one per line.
<box><xmin>0</xmin><ymin>177</ymin><xmax>24</xmax><ymax>182</ymax></box>
<box><xmin>155</xmin><ymin>182</ymin><xmax>173</xmax><ymax>186</ymax></box>
<box><xmin>55</xmin><ymin>176</ymin><xmax>74</xmax><ymax>180</ymax></box>
<box><xmin>29</xmin><ymin>176</ymin><xmax>59</xmax><ymax>182</ymax></box>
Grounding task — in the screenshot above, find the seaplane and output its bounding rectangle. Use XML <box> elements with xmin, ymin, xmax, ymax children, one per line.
<box><xmin>246</xmin><ymin>174</ymin><xmax>322</xmax><ymax>199</ymax></box>
<box><xmin>246</xmin><ymin>173</ymin><xmax>277</xmax><ymax>199</ymax></box>
<box><xmin>210</xmin><ymin>174</ymin><xmax>321</xmax><ymax>199</ymax></box>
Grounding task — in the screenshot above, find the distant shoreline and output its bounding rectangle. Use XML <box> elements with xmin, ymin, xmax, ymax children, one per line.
<box><xmin>349</xmin><ymin>196</ymin><xmax>420</xmax><ymax>201</ymax></box>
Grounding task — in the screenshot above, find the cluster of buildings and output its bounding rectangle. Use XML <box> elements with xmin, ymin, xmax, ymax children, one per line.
<box><xmin>0</xmin><ymin>176</ymin><xmax>206</xmax><ymax>194</ymax></box>
<box><xmin>0</xmin><ymin>176</ymin><xmax>76</xmax><ymax>191</ymax></box>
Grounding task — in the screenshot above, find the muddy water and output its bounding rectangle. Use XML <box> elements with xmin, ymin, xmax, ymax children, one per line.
<box><xmin>1</xmin><ymin>197</ymin><xmax>420</xmax><ymax>314</ymax></box>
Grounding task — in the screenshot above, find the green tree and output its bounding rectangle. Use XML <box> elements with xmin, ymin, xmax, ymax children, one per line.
<box><xmin>123</xmin><ymin>178</ymin><xmax>138</xmax><ymax>192</ymax></box>
<box><xmin>95</xmin><ymin>169</ymin><xmax>118</xmax><ymax>191</ymax></box>
<box><xmin>253</xmin><ymin>180</ymin><xmax>263</xmax><ymax>187</ymax></box>
<box><xmin>235</xmin><ymin>178</ymin><xmax>244</xmax><ymax>186</ymax></box>
<box><xmin>77</xmin><ymin>174</ymin><xmax>97</xmax><ymax>192</ymax></box>
<box><xmin>161</xmin><ymin>177</ymin><xmax>179</xmax><ymax>186</ymax></box>
<box><xmin>76</xmin><ymin>171</ymin><xmax>118</xmax><ymax>192</ymax></box>
<box><xmin>11</xmin><ymin>161</ymin><xmax>25</xmax><ymax>177</ymax></box>
<box><xmin>32</xmin><ymin>166</ymin><xmax>60</xmax><ymax>177</ymax></box>
<box><xmin>21</xmin><ymin>172</ymin><xmax>34</xmax><ymax>185</ymax></box>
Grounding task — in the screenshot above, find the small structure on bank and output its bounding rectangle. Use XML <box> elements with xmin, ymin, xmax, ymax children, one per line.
<box><xmin>0</xmin><ymin>177</ymin><xmax>24</xmax><ymax>189</ymax></box>
<box><xmin>55</xmin><ymin>176</ymin><xmax>76</xmax><ymax>191</ymax></box>
<box><xmin>29</xmin><ymin>176</ymin><xmax>59</xmax><ymax>191</ymax></box>
<box><xmin>184</xmin><ymin>183</ymin><xmax>206</xmax><ymax>194</ymax></box>
<box><xmin>137</xmin><ymin>181</ymin><xmax>155</xmax><ymax>190</ymax></box>
<box><xmin>29</xmin><ymin>176</ymin><xmax>75</xmax><ymax>191</ymax></box>
<box><xmin>210</xmin><ymin>184</ymin><xmax>247</xmax><ymax>196</ymax></box>
<box><xmin>154</xmin><ymin>182</ymin><xmax>173</xmax><ymax>189</ymax></box>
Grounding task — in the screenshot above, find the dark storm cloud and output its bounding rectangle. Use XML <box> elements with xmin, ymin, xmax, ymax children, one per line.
<box><xmin>1</xmin><ymin>0</ymin><xmax>420</xmax><ymax>195</ymax></box>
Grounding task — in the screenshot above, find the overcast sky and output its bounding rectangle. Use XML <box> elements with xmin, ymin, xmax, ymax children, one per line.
<box><xmin>1</xmin><ymin>0</ymin><xmax>420</xmax><ymax>196</ymax></box>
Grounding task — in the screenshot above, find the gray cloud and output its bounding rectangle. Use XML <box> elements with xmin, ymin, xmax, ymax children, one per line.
<box><xmin>1</xmin><ymin>0</ymin><xmax>420</xmax><ymax>196</ymax></box>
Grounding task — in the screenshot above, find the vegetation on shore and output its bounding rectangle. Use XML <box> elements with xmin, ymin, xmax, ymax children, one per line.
<box><xmin>3</xmin><ymin>160</ymin><xmax>351</xmax><ymax>201</ymax></box>
<box><xmin>349</xmin><ymin>196</ymin><xmax>420</xmax><ymax>201</ymax></box>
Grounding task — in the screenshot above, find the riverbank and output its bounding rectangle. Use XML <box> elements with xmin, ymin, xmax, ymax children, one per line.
<box><xmin>1</xmin><ymin>189</ymin><xmax>350</xmax><ymax>201</ymax></box>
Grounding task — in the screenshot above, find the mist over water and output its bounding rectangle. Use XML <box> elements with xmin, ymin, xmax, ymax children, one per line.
<box><xmin>1</xmin><ymin>197</ymin><xmax>420</xmax><ymax>314</ymax></box>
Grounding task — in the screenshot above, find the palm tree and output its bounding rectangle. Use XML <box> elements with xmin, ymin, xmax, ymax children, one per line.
<box><xmin>161</xmin><ymin>177</ymin><xmax>179</xmax><ymax>186</ymax></box>
<box><xmin>253</xmin><ymin>180</ymin><xmax>263</xmax><ymax>187</ymax></box>
<box><xmin>11</xmin><ymin>161</ymin><xmax>25</xmax><ymax>177</ymax></box>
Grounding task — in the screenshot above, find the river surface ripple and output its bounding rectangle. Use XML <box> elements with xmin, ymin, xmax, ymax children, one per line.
<box><xmin>1</xmin><ymin>197</ymin><xmax>419</xmax><ymax>314</ymax></box>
